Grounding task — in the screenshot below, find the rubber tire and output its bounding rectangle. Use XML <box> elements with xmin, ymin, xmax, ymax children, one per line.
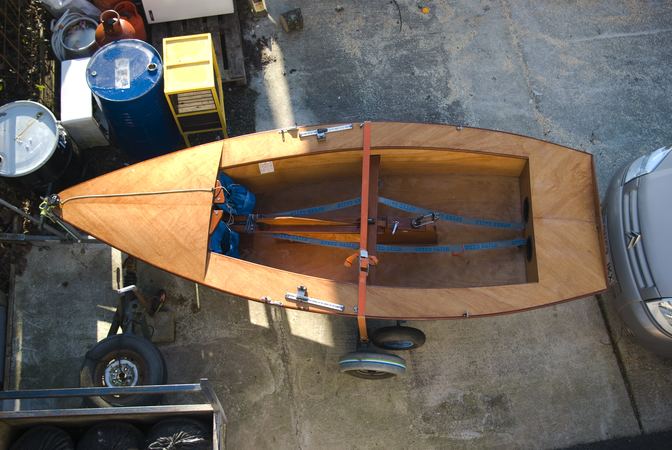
<box><xmin>10</xmin><ymin>426</ymin><xmax>74</xmax><ymax>450</ymax></box>
<box><xmin>80</xmin><ymin>334</ymin><xmax>166</xmax><ymax>408</ymax></box>
<box><xmin>338</xmin><ymin>351</ymin><xmax>406</xmax><ymax>379</ymax></box>
<box><xmin>371</xmin><ymin>326</ymin><xmax>426</xmax><ymax>350</ymax></box>
<box><xmin>146</xmin><ymin>417</ymin><xmax>211</xmax><ymax>450</ymax></box>
<box><xmin>77</xmin><ymin>422</ymin><xmax>143</xmax><ymax>450</ymax></box>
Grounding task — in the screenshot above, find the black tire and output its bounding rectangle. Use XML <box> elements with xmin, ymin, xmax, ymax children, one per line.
<box><xmin>80</xmin><ymin>334</ymin><xmax>166</xmax><ymax>408</ymax></box>
<box><xmin>338</xmin><ymin>351</ymin><xmax>406</xmax><ymax>379</ymax></box>
<box><xmin>371</xmin><ymin>326</ymin><xmax>426</xmax><ymax>350</ymax></box>
<box><xmin>77</xmin><ymin>422</ymin><xmax>144</xmax><ymax>450</ymax></box>
<box><xmin>10</xmin><ymin>426</ymin><xmax>74</xmax><ymax>450</ymax></box>
<box><xmin>146</xmin><ymin>417</ymin><xmax>211</xmax><ymax>450</ymax></box>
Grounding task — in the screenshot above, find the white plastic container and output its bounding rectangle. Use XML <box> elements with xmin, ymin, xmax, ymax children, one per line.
<box><xmin>61</xmin><ymin>57</ymin><xmax>110</xmax><ymax>148</ymax></box>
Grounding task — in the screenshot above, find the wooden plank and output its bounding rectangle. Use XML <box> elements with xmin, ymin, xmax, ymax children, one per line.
<box><xmin>519</xmin><ymin>160</ymin><xmax>538</xmax><ymax>282</ymax></box>
<box><xmin>365</xmin><ymin>155</ymin><xmax>381</xmax><ymax>294</ymax></box>
<box><xmin>177</xmin><ymin>100</ymin><xmax>216</xmax><ymax>107</ymax></box>
<box><xmin>206</xmin><ymin>16</ymin><xmax>226</xmax><ymax>80</ymax></box>
<box><xmin>184</xmin><ymin>17</ymin><xmax>203</xmax><ymax>35</ymax></box>
<box><xmin>169</xmin><ymin>20</ymin><xmax>185</xmax><ymax>37</ymax></box>
<box><xmin>224</xmin><ymin>149</ymin><xmax>526</xmax><ymax>194</ymax></box>
<box><xmin>178</xmin><ymin>105</ymin><xmax>217</xmax><ymax>114</ymax></box>
<box><xmin>177</xmin><ymin>91</ymin><xmax>214</xmax><ymax>99</ymax></box>
<box><xmin>176</xmin><ymin>98</ymin><xmax>216</xmax><ymax>105</ymax></box>
<box><xmin>150</xmin><ymin>22</ymin><xmax>169</xmax><ymax>56</ymax></box>
<box><xmin>219</xmin><ymin>8</ymin><xmax>246</xmax><ymax>84</ymax></box>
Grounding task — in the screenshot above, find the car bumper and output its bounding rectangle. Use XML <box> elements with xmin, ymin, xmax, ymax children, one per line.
<box><xmin>618</xmin><ymin>301</ymin><xmax>672</xmax><ymax>358</ymax></box>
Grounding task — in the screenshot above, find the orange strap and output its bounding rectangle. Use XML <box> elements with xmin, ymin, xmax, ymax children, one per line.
<box><xmin>357</xmin><ymin>122</ymin><xmax>372</xmax><ymax>342</ymax></box>
<box><xmin>345</xmin><ymin>252</ymin><xmax>378</xmax><ymax>268</ymax></box>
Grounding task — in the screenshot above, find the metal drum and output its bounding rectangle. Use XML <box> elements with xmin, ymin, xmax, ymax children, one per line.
<box><xmin>86</xmin><ymin>39</ymin><xmax>183</xmax><ymax>160</ymax></box>
<box><xmin>0</xmin><ymin>101</ymin><xmax>80</xmax><ymax>189</ymax></box>
<box><xmin>62</xmin><ymin>16</ymin><xmax>98</xmax><ymax>60</ymax></box>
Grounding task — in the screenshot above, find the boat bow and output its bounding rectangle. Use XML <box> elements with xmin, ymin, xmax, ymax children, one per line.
<box><xmin>58</xmin><ymin>141</ymin><xmax>223</xmax><ymax>281</ymax></box>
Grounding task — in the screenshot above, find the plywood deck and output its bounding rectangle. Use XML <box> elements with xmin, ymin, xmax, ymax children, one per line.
<box><xmin>58</xmin><ymin>122</ymin><xmax>607</xmax><ymax>319</ymax></box>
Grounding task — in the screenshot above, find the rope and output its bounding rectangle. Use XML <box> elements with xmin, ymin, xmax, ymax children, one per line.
<box><xmin>59</xmin><ymin>187</ymin><xmax>215</xmax><ymax>205</ymax></box>
<box><xmin>267</xmin><ymin>233</ymin><xmax>527</xmax><ymax>254</ymax></box>
<box><xmin>50</xmin><ymin>10</ymin><xmax>97</xmax><ymax>61</ymax></box>
<box><xmin>39</xmin><ymin>187</ymin><xmax>213</xmax><ymax>241</ymax></box>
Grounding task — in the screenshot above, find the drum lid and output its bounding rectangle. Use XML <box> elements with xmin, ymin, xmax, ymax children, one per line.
<box><xmin>0</xmin><ymin>100</ymin><xmax>60</xmax><ymax>177</ymax></box>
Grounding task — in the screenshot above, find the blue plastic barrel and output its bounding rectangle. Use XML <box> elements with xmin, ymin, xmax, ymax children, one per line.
<box><xmin>86</xmin><ymin>39</ymin><xmax>183</xmax><ymax>160</ymax></box>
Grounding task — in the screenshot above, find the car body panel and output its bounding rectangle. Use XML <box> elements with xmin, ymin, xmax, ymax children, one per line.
<box><xmin>638</xmin><ymin>164</ymin><xmax>672</xmax><ymax>298</ymax></box>
<box><xmin>605</xmin><ymin>149</ymin><xmax>672</xmax><ymax>357</ymax></box>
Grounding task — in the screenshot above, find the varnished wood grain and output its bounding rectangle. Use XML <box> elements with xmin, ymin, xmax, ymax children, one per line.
<box><xmin>58</xmin><ymin>123</ymin><xmax>607</xmax><ymax>319</ymax></box>
<box><xmin>59</xmin><ymin>141</ymin><xmax>223</xmax><ymax>281</ymax></box>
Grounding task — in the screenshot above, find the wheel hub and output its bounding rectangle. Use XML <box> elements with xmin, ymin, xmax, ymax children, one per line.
<box><xmin>104</xmin><ymin>357</ymin><xmax>139</xmax><ymax>387</ymax></box>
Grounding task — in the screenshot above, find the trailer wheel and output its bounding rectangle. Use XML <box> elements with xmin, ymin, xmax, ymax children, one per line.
<box><xmin>371</xmin><ymin>326</ymin><xmax>426</xmax><ymax>350</ymax></box>
<box><xmin>80</xmin><ymin>334</ymin><xmax>166</xmax><ymax>407</ymax></box>
<box><xmin>338</xmin><ymin>351</ymin><xmax>406</xmax><ymax>379</ymax></box>
<box><xmin>10</xmin><ymin>425</ymin><xmax>73</xmax><ymax>450</ymax></box>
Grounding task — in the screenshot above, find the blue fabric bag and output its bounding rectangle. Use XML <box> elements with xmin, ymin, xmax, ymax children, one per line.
<box><xmin>209</xmin><ymin>221</ymin><xmax>240</xmax><ymax>258</ymax></box>
<box><xmin>218</xmin><ymin>173</ymin><xmax>256</xmax><ymax>215</ymax></box>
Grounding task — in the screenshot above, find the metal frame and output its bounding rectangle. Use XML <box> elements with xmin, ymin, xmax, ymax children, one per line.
<box><xmin>0</xmin><ymin>197</ymin><xmax>94</xmax><ymax>244</ymax></box>
<box><xmin>163</xmin><ymin>33</ymin><xmax>228</xmax><ymax>146</ymax></box>
<box><xmin>0</xmin><ymin>0</ymin><xmax>55</xmax><ymax>108</ymax></box>
<box><xmin>0</xmin><ymin>380</ymin><xmax>226</xmax><ymax>450</ymax></box>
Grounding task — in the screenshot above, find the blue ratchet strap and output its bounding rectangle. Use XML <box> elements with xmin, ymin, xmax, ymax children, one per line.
<box><xmin>268</xmin><ymin>233</ymin><xmax>527</xmax><ymax>253</ymax></box>
<box><xmin>269</xmin><ymin>233</ymin><xmax>359</xmax><ymax>249</ymax></box>
<box><xmin>259</xmin><ymin>197</ymin><xmax>361</xmax><ymax>218</ymax></box>
<box><xmin>377</xmin><ymin>238</ymin><xmax>527</xmax><ymax>253</ymax></box>
<box><xmin>378</xmin><ymin>196</ymin><xmax>524</xmax><ymax>230</ymax></box>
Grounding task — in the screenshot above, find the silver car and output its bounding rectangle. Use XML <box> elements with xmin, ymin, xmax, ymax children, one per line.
<box><xmin>605</xmin><ymin>146</ymin><xmax>672</xmax><ymax>357</ymax></box>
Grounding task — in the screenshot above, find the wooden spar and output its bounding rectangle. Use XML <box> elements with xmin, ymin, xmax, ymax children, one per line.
<box><xmin>367</xmin><ymin>155</ymin><xmax>381</xmax><ymax>264</ymax></box>
<box><xmin>230</xmin><ymin>215</ymin><xmax>437</xmax><ymax>243</ymax></box>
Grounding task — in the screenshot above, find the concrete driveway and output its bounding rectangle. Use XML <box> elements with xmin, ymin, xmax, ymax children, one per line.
<box><xmin>6</xmin><ymin>0</ymin><xmax>672</xmax><ymax>448</ymax></box>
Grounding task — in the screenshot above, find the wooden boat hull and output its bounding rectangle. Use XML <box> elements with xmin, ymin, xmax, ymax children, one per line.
<box><xmin>57</xmin><ymin>122</ymin><xmax>607</xmax><ymax>319</ymax></box>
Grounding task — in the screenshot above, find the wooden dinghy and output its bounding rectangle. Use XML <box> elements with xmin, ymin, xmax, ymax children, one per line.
<box><xmin>55</xmin><ymin>122</ymin><xmax>606</xmax><ymax>323</ymax></box>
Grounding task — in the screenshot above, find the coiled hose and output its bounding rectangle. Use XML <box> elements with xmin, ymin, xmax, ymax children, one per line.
<box><xmin>50</xmin><ymin>9</ymin><xmax>98</xmax><ymax>61</ymax></box>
